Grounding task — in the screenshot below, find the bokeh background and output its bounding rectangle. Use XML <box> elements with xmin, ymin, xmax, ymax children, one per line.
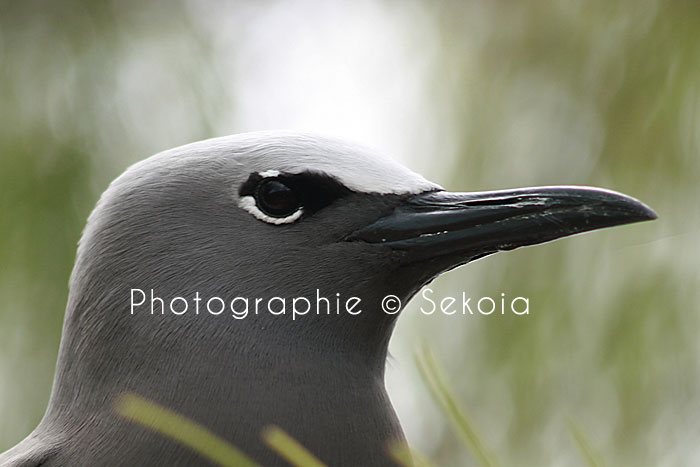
<box><xmin>1</xmin><ymin>1</ymin><xmax>698</xmax><ymax>465</ymax></box>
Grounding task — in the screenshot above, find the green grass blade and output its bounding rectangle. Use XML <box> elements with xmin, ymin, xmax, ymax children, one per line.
<box><xmin>261</xmin><ymin>425</ymin><xmax>326</xmax><ymax>467</ymax></box>
<box><xmin>114</xmin><ymin>392</ymin><xmax>257</xmax><ymax>467</ymax></box>
<box><xmin>387</xmin><ymin>439</ymin><xmax>436</xmax><ymax>467</ymax></box>
<box><xmin>566</xmin><ymin>416</ymin><xmax>606</xmax><ymax>467</ymax></box>
<box><xmin>415</xmin><ymin>344</ymin><xmax>497</xmax><ymax>467</ymax></box>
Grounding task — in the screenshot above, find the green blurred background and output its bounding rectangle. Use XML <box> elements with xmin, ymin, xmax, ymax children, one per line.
<box><xmin>0</xmin><ymin>1</ymin><xmax>697</xmax><ymax>465</ymax></box>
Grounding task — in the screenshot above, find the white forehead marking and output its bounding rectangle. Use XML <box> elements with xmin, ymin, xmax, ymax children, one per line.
<box><xmin>159</xmin><ymin>130</ymin><xmax>441</xmax><ymax>195</ymax></box>
<box><xmin>259</xmin><ymin>169</ymin><xmax>280</xmax><ymax>178</ymax></box>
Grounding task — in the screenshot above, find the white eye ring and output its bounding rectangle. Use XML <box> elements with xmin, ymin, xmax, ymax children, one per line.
<box><xmin>238</xmin><ymin>196</ymin><xmax>303</xmax><ymax>225</ymax></box>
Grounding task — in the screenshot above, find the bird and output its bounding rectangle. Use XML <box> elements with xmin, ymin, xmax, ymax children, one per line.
<box><xmin>0</xmin><ymin>131</ymin><xmax>656</xmax><ymax>466</ymax></box>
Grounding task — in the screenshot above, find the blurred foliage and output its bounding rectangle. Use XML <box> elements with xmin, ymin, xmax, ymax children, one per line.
<box><xmin>1</xmin><ymin>0</ymin><xmax>698</xmax><ymax>465</ymax></box>
<box><xmin>391</xmin><ymin>1</ymin><xmax>700</xmax><ymax>465</ymax></box>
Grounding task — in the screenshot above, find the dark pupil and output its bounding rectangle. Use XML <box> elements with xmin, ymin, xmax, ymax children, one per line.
<box><xmin>256</xmin><ymin>179</ymin><xmax>300</xmax><ymax>217</ymax></box>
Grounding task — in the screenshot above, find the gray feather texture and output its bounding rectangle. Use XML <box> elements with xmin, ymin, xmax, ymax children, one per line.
<box><xmin>1</xmin><ymin>131</ymin><xmax>440</xmax><ymax>466</ymax></box>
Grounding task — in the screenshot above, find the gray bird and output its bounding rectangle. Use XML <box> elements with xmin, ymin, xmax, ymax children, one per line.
<box><xmin>0</xmin><ymin>131</ymin><xmax>656</xmax><ymax>466</ymax></box>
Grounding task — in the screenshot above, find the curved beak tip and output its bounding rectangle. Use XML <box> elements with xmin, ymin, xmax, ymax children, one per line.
<box><xmin>633</xmin><ymin>201</ymin><xmax>658</xmax><ymax>221</ymax></box>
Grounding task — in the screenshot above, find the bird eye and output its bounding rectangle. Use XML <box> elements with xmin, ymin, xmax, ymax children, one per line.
<box><xmin>238</xmin><ymin>170</ymin><xmax>350</xmax><ymax>225</ymax></box>
<box><xmin>255</xmin><ymin>178</ymin><xmax>301</xmax><ymax>218</ymax></box>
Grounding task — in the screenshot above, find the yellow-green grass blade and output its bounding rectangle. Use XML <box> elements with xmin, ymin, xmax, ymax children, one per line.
<box><xmin>261</xmin><ymin>425</ymin><xmax>326</xmax><ymax>467</ymax></box>
<box><xmin>114</xmin><ymin>392</ymin><xmax>257</xmax><ymax>467</ymax></box>
<box><xmin>566</xmin><ymin>415</ymin><xmax>606</xmax><ymax>467</ymax></box>
<box><xmin>415</xmin><ymin>344</ymin><xmax>497</xmax><ymax>467</ymax></box>
<box><xmin>387</xmin><ymin>439</ymin><xmax>436</xmax><ymax>467</ymax></box>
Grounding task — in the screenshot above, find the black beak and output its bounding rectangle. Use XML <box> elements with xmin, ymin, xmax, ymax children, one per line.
<box><xmin>347</xmin><ymin>186</ymin><xmax>657</xmax><ymax>264</ymax></box>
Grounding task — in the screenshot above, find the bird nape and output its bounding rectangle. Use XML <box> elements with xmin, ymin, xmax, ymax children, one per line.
<box><xmin>0</xmin><ymin>131</ymin><xmax>656</xmax><ymax>467</ymax></box>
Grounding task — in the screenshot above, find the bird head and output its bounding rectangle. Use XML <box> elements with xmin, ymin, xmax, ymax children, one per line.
<box><xmin>64</xmin><ymin>130</ymin><xmax>656</xmax><ymax>373</ymax></box>
<box><xmin>34</xmin><ymin>130</ymin><xmax>656</xmax><ymax>466</ymax></box>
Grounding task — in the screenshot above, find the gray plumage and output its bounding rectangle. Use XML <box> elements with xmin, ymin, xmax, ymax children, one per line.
<box><xmin>0</xmin><ymin>131</ymin><xmax>656</xmax><ymax>466</ymax></box>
